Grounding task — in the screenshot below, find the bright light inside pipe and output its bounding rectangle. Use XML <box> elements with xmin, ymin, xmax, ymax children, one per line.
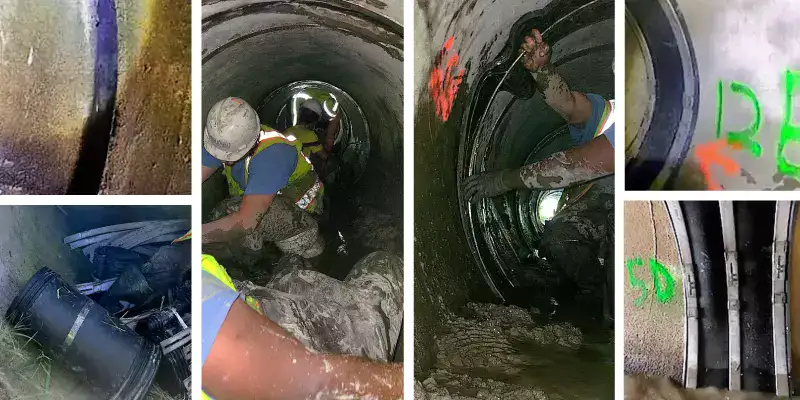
<box><xmin>538</xmin><ymin>190</ymin><xmax>563</xmax><ymax>223</ymax></box>
<box><xmin>291</xmin><ymin>92</ymin><xmax>313</xmax><ymax>126</ymax></box>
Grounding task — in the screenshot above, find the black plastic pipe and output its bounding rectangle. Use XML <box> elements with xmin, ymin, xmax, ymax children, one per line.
<box><xmin>5</xmin><ymin>268</ymin><xmax>160</xmax><ymax>400</ymax></box>
<box><xmin>681</xmin><ymin>201</ymin><xmax>728</xmax><ymax>388</ymax></box>
<box><xmin>734</xmin><ymin>202</ymin><xmax>776</xmax><ymax>393</ymax></box>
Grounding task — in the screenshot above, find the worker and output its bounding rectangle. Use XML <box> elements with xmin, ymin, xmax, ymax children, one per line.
<box><xmin>463</xmin><ymin>28</ymin><xmax>615</xmax><ymax>322</ymax></box>
<box><xmin>202</xmin><ymin>97</ymin><xmax>325</xmax><ymax>265</ymax></box>
<box><xmin>201</xmin><ymin>251</ymin><xmax>403</xmax><ymax>399</ymax></box>
<box><xmin>285</xmin><ymin>97</ymin><xmax>342</xmax><ymax>181</ymax></box>
<box><xmin>463</xmin><ymin>28</ymin><xmax>614</xmax><ymax>201</ymax></box>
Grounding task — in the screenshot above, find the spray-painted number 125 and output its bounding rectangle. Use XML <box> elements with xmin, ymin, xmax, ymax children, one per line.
<box><xmin>625</xmin><ymin>257</ymin><xmax>676</xmax><ymax>307</ymax></box>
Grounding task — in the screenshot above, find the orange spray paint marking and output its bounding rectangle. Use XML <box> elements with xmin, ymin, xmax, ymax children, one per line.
<box><xmin>694</xmin><ymin>139</ymin><xmax>741</xmax><ymax>190</ymax></box>
<box><xmin>429</xmin><ymin>36</ymin><xmax>464</xmax><ymax>122</ymax></box>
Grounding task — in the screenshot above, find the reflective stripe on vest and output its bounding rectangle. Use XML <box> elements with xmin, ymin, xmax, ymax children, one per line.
<box><xmin>223</xmin><ymin>126</ymin><xmax>321</xmax><ymax>211</ymax></box>
<box><xmin>200</xmin><ymin>254</ymin><xmax>260</xmax><ymax>310</ymax></box>
<box><xmin>594</xmin><ymin>99</ymin><xmax>615</xmax><ymax>138</ymax></box>
<box><xmin>284</xmin><ymin>125</ymin><xmax>324</xmax><ymax>158</ymax></box>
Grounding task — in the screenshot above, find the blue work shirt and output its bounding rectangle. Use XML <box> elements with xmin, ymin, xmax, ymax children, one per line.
<box><xmin>202</xmin><ymin>144</ymin><xmax>298</xmax><ymax>195</ymax></box>
<box><xmin>568</xmin><ymin>93</ymin><xmax>615</xmax><ymax>148</ymax></box>
<box><xmin>201</xmin><ymin>270</ymin><xmax>239</xmax><ymax>367</ymax></box>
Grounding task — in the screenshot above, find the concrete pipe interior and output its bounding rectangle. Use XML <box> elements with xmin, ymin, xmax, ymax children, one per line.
<box><xmin>415</xmin><ymin>0</ymin><xmax>613</xmax><ymax>397</ymax></box>
<box><xmin>0</xmin><ymin>1</ymin><xmax>191</xmax><ymax>195</ymax></box>
<box><xmin>0</xmin><ymin>206</ymin><xmax>189</xmax><ymax>399</ymax></box>
<box><xmin>624</xmin><ymin>201</ymin><xmax>800</xmax><ymax>396</ymax></box>
<box><xmin>201</xmin><ymin>1</ymin><xmax>403</xmax><ymax>280</ymax></box>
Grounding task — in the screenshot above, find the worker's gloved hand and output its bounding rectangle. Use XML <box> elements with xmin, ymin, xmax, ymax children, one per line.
<box><xmin>520</xmin><ymin>28</ymin><xmax>550</xmax><ymax>72</ymax></box>
<box><xmin>463</xmin><ymin>170</ymin><xmax>515</xmax><ymax>203</ymax></box>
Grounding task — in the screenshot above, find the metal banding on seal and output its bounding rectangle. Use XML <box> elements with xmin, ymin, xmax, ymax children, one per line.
<box><xmin>718</xmin><ymin>201</ymin><xmax>741</xmax><ymax>391</ymax></box>
<box><xmin>666</xmin><ymin>201</ymin><xmax>699</xmax><ymax>388</ymax></box>
<box><xmin>62</xmin><ymin>302</ymin><xmax>93</xmax><ymax>352</ymax></box>
<box><xmin>771</xmin><ymin>201</ymin><xmax>792</xmax><ymax>397</ymax></box>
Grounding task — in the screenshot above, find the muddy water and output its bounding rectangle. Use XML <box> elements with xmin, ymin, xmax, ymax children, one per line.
<box><xmin>416</xmin><ymin>302</ymin><xmax>613</xmax><ymax>400</ymax></box>
<box><xmin>624</xmin><ymin>375</ymin><xmax>780</xmax><ymax>400</ymax></box>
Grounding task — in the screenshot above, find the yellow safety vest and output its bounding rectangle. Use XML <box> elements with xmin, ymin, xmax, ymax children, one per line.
<box><xmin>201</xmin><ymin>254</ymin><xmax>260</xmax><ymax>310</ymax></box>
<box><xmin>284</xmin><ymin>125</ymin><xmax>323</xmax><ymax>158</ymax></box>
<box><xmin>222</xmin><ymin>125</ymin><xmax>322</xmax><ymax>212</ymax></box>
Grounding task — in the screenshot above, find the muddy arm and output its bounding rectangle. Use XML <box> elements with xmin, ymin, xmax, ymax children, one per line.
<box><xmin>522</xmin><ymin>29</ymin><xmax>593</xmax><ymax>125</ymax></box>
<box><xmin>325</xmin><ymin>114</ymin><xmax>340</xmax><ymax>153</ymax></box>
<box><xmin>202</xmin><ymin>194</ymin><xmax>274</xmax><ymax>243</ymax></box>
<box><xmin>504</xmin><ymin>134</ymin><xmax>614</xmax><ymax>190</ymax></box>
<box><xmin>531</xmin><ymin>65</ymin><xmax>593</xmax><ymax>126</ymax></box>
<box><xmin>203</xmin><ymin>299</ymin><xmax>404</xmax><ymax>400</ymax></box>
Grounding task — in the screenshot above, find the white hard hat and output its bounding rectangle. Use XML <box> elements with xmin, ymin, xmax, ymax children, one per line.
<box><xmin>204</xmin><ymin>97</ymin><xmax>261</xmax><ymax>162</ymax></box>
<box><xmin>300</xmin><ymin>99</ymin><xmax>323</xmax><ymax>117</ymax></box>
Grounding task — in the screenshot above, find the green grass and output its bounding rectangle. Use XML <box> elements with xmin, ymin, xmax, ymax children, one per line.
<box><xmin>0</xmin><ymin>319</ymin><xmax>54</xmax><ymax>399</ymax></box>
<box><xmin>0</xmin><ymin>320</ymin><xmax>183</xmax><ymax>400</ymax></box>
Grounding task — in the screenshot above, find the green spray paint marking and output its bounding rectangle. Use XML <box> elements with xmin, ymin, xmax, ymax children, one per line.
<box><xmin>626</xmin><ymin>258</ymin><xmax>648</xmax><ymax>306</ymax></box>
<box><xmin>649</xmin><ymin>258</ymin><xmax>676</xmax><ymax>303</ymax></box>
<box><xmin>778</xmin><ymin>69</ymin><xmax>800</xmax><ymax>179</ymax></box>
<box><xmin>709</xmin><ymin>70</ymin><xmax>800</xmax><ymax>184</ymax></box>
<box><xmin>626</xmin><ymin>257</ymin><xmax>677</xmax><ymax>306</ymax></box>
<box><xmin>716</xmin><ymin>80</ymin><xmax>763</xmax><ymax>157</ymax></box>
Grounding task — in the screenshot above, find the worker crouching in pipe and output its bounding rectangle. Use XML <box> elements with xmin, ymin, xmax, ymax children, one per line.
<box><xmin>201</xmin><ymin>97</ymin><xmax>326</xmax><ymax>264</ymax></box>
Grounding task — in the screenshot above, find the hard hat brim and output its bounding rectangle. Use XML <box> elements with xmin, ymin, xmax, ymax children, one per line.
<box><xmin>203</xmin><ymin>126</ymin><xmax>257</xmax><ymax>162</ymax></box>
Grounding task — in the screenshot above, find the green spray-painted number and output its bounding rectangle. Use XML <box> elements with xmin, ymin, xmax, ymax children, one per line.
<box><xmin>713</xmin><ymin>70</ymin><xmax>800</xmax><ymax>183</ymax></box>
<box><xmin>626</xmin><ymin>258</ymin><xmax>648</xmax><ymax>306</ymax></box>
<box><xmin>649</xmin><ymin>258</ymin><xmax>676</xmax><ymax>303</ymax></box>
<box><xmin>626</xmin><ymin>257</ymin><xmax>677</xmax><ymax>306</ymax></box>
<box><xmin>778</xmin><ymin>69</ymin><xmax>800</xmax><ymax>179</ymax></box>
<box><xmin>716</xmin><ymin>80</ymin><xmax>763</xmax><ymax>157</ymax></box>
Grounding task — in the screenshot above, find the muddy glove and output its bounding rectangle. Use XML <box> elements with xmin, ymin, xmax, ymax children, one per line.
<box><xmin>463</xmin><ymin>170</ymin><xmax>518</xmax><ymax>203</ymax></box>
<box><xmin>520</xmin><ymin>28</ymin><xmax>550</xmax><ymax>72</ymax></box>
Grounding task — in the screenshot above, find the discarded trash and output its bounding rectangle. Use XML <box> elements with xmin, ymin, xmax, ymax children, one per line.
<box><xmin>5</xmin><ymin>268</ymin><xmax>162</xmax><ymax>400</ymax></box>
